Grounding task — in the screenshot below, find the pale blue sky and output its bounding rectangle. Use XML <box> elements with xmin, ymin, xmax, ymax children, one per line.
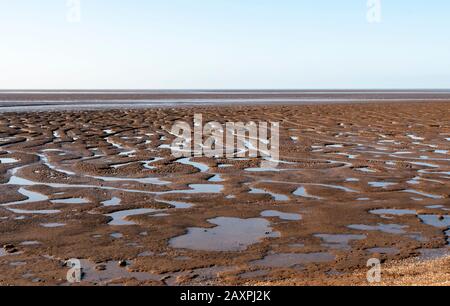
<box><xmin>1</xmin><ymin>0</ymin><xmax>449</xmax><ymax>89</ymax></box>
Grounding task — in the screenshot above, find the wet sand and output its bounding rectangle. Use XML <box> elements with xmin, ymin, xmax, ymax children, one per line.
<box><xmin>0</xmin><ymin>100</ymin><xmax>449</xmax><ymax>286</ymax></box>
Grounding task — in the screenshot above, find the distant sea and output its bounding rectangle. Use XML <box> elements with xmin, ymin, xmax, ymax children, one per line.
<box><xmin>1</xmin><ymin>90</ymin><xmax>449</xmax><ymax>112</ymax></box>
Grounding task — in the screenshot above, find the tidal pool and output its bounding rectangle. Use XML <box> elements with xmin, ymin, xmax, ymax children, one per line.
<box><xmin>261</xmin><ymin>210</ymin><xmax>302</xmax><ymax>221</ymax></box>
<box><xmin>169</xmin><ymin>217</ymin><xmax>280</xmax><ymax>252</ymax></box>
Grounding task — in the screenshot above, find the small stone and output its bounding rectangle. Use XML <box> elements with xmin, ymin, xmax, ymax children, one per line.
<box><xmin>118</xmin><ymin>260</ymin><xmax>127</xmax><ymax>267</ymax></box>
<box><xmin>438</xmin><ymin>215</ymin><xmax>445</xmax><ymax>221</ymax></box>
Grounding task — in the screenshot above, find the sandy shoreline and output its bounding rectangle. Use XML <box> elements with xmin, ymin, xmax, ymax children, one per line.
<box><xmin>0</xmin><ymin>101</ymin><xmax>449</xmax><ymax>286</ymax></box>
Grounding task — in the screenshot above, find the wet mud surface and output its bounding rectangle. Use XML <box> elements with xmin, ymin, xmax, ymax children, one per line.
<box><xmin>0</xmin><ymin>102</ymin><xmax>449</xmax><ymax>285</ymax></box>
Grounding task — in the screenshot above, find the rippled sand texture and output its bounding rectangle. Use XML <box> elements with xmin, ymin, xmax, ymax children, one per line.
<box><xmin>0</xmin><ymin>102</ymin><xmax>449</xmax><ymax>285</ymax></box>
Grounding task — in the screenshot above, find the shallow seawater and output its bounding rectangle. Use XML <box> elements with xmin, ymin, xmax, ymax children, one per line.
<box><xmin>356</xmin><ymin>167</ymin><xmax>377</xmax><ymax>173</ymax></box>
<box><xmin>40</xmin><ymin>223</ymin><xmax>66</xmax><ymax>228</ymax></box>
<box><xmin>368</xmin><ymin>182</ymin><xmax>397</xmax><ymax>188</ymax></box>
<box><xmin>251</xmin><ymin>252</ymin><xmax>335</xmax><ymax>268</ymax></box>
<box><xmin>293</xmin><ymin>187</ymin><xmax>322</xmax><ymax>199</ymax></box>
<box><xmin>370</xmin><ymin>209</ymin><xmax>417</xmax><ymax>216</ymax></box>
<box><xmin>169</xmin><ymin>217</ymin><xmax>280</xmax><ymax>252</ymax></box>
<box><xmin>348</xmin><ymin>223</ymin><xmax>408</xmax><ymax>234</ymax></box>
<box><xmin>250</xmin><ymin>188</ymin><xmax>289</xmax><ymax>201</ymax></box>
<box><xmin>208</xmin><ymin>174</ymin><xmax>224</xmax><ymax>182</ymax></box>
<box><xmin>314</xmin><ymin>234</ymin><xmax>366</xmax><ymax>250</ymax></box>
<box><xmin>176</xmin><ymin>158</ymin><xmax>209</xmax><ymax>173</ymax></box>
<box><xmin>157</xmin><ymin>199</ymin><xmax>193</xmax><ymax>209</ymax></box>
<box><xmin>20</xmin><ymin>241</ymin><xmax>41</xmax><ymax>246</ymax></box>
<box><xmin>5</xmin><ymin>188</ymin><xmax>48</xmax><ymax>206</ymax></box>
<box><xmin>0</xmin><ymin>158</ymin><xmax>18</xmax><ymax>164</ymax></box>
<box><xmin>102</xmin><ymin>197</ymin><xmax>121</xmax><ymax>207</ymax></box>
<box><xmin>418</xmin><ymin>215</ymin><xmax>450</xmax><ymax>228</ymax></box>
<box><xmin>106</xmin><ymin>208</ymin><xmax>158</xmax><ymax>226</ymax></box>
<box><xmin>173</xmin><ymin>184</ymin><xmax>224</xmax><ymax>194</ymax></box>
<box><xmin>261</xmin><ymin>210</ymin><xmax>302</xmax><ymax>221</ymax></box>
<box><xmin>403</xmin><ymin>189</ymin><xmax>443</xmax><ymax>199</ymax></box>
<box><xmin>8</xmin><ymin>208</ymin><xmax>60</xmax><ymax>215</ymax></box>
<box><xmin>92</xmin><ymin>175</ymin><xmax>170</xmax><ymax>186</ymax></box>
<box><xmin>51</xmin><ymin>198</ymin><xmax>89</xmax><ymax>205</ymax></box>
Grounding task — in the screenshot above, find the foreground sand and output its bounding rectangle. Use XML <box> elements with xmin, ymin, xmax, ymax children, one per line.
<box><xmin>0</xmin><ymin>102</ymin><xmax>449</xmax><ymax>286</ymax></box>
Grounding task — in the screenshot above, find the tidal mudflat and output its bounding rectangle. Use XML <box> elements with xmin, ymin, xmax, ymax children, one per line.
<box><xmin>0</xmin><ymin>101</ymin><xmax>449</xmax><ymax>285</ymax></box>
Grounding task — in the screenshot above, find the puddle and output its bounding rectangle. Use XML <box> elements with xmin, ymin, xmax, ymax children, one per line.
<box><xmin>314</xmin><ymin>234</ymin><xmax>366</xmax><ymax>250</ymax></box>
<box><xmin>250</xmin><ymin>188</ymin><xmax>289</xmax><ymax>201</ymax></box>
<box><xmin>0</xmin><ymin>158</ymin><xmax>18</xmax><ymax>164</ymax></box>
<box><xmin>403</xmin><ymin>189</ymin><xmax>443</xmax><ymax>199</ymax></box>
<box><xmin>370</xmin><ymin>209</ymin><xmax>417</xmax><ymax>216</ymax></box>
<box><xmin>208</xmin><ymin>174</ymin><xmax>224</xmax><ymax>182</ymax></box>
<box><xmin>348</xmin><ymin>223</ymin><xmax>408</xmax><ymax>234</ymax></box>
<box><xmin>50</xmin><ymin>198</ymin><xmax>89</xmax><ymax>205</ymax></box>
<box><xmin>102</xmin><ymin>197</ymin><xmax>121</xmax><ymax>207</ymax></box>
<box><xmin>176</xmin><ymin>158</ymin><xmax>209</xmax><ymax>173</ymax></box>
<box><xmin>261</xmin><ymin>210</ymin><xmax>302</xmax><ymax>221</ymax></box>
<box><xmin>106</xmin><ymin>208</ymin><xmax>158</xmax><ymax>226</ymax></box>
<box><xmin>369</xmin><ymin>182</ymin><xmax>397</xmax><ymax>188</ymax></box>
<box><xmin>326</xmin><ymin>144</ymin><xmax>343</xmax><ymax>148</ymax></box>
<box><xmin>157</xmin><ymin>200</ymin><xmax>193</xmax><ymax>209</ymax></box>
<box><xmin>110</xmin><ymin>232</ymin><xmax>123</xmax><ymax>239</ymax></box>
<box><xmin>38</xmin><ymin>153</ymin><xmax>76</xmax><ymax>176</ymax></box>
<box><xmin>40</xmin><ymin>223</ymin><xmax>66</xmax><ymax>228</ymax></box>
<box><xmin>407</xmin><ymin>134</ymin><xmax>424</xmax><ymax>141</ymax></box>
<box><xmin>419</xmin><ymin>248</ymin><xmax>450</xmax><ymax>260</ymax></box>
<box><xmin>407</xmin><ymin>177</ymin><xmax>421</xmax><ymax>185</ymax></box>
<box><xmin>142</xmin><ymin>157</ymin><xmax>164</xmax><ymax>170</ymax></box>
<box><xmin>6</xmin><ymin>165</ymin><xmax>222</xmax><ymax>197</ymax></box>
<box><xmin>335</xmin><ymin>153</ymin><xmax>358</xmax><ymax>159</ymax></box>
<box><xmin>3</xmin><ymin>187</ymin><xmax>49</xmax><ymax>206</ymax></box>
<box><xmin>8</xmin><ymin>208</ymin><xmax>60</xmax><ymax>215</ymax></box>
<box><xmin>392</xmin><ymin>151</ymin><xmax>413</xmax><ymax>155</ymax></box>
<box><xmin>355</xmin><ymin>167</ymin><xmax>377</xmax><ymax>173</ymax></box>
<box><xmin>110</xmin><ymin>162</ymin><xmax>136</xmax><ymax>169</ymax></box>
<box><xmin>218</xmin><ymin>164</ymin><xmax>232</xmax><ymax>168</ymax></box>
<box><xmin>91</xmin><ymin>175</ymin><xmax>170</xmax><ymax>186</ymax></box>
<box><xmin>346</xmin><ymin>178</ymin><xmax>360</xmax><ymax>182</ymax></box>
<box><xmin>434</xmin><ymin>150</ymin><xmax>448</xmax><ymax>154</ymax></box>
<box><xmin>20</xmin><ymin>241</ymin><xmax>41</xmax><ymax>246</ymax></box>
<box><xmin>169</xmin><ymin>217</ymin><xmax>280</xmax><ymax>251</ymax></box>
<box><xmin>418</xmin><ymin>215</ymin><xmax>450</xmax><ymax>228</ymax></box>
<box><xmin>367</xmin><ymin>247</ymin><xmax>400</xmax><ymax>255</ymax></box>
<box><xmin>245</xmin><ymin>167</ymin><xmax>285</xmax><ymax>173</ymax></box>
<box><xmin>426</xmin><ymin>205</ymin><xmax>445</xmax><ymax>209</ymax></box>
<box><xmin>410</xmin><ymin>162</ymin><xmax>439</xmax><ymax>168</ymax></box>
<box><xmin>251</xmin><ymin>252</ymin><xmax>335</xmax><ymax>268</ymax></box>
<box><xmin>293</xmin><ymin>187</ymin><xmax>322</xmax><ymax>200</ymax></box>
<box><xmin>169</xmin><ymin>184</ymin><xmax>224</xmax><ymax>194</ymax></box>
<box><xmin>312</xmin><ymin>184</ymin><xmax>358</xmax><ymax>193</ymax></box>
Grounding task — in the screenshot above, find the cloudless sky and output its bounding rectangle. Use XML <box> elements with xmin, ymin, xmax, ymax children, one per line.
<box><xmin>1</xmin><ymin>0</ymin><xmax>449</xmax><ymax>89</ymax></box>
